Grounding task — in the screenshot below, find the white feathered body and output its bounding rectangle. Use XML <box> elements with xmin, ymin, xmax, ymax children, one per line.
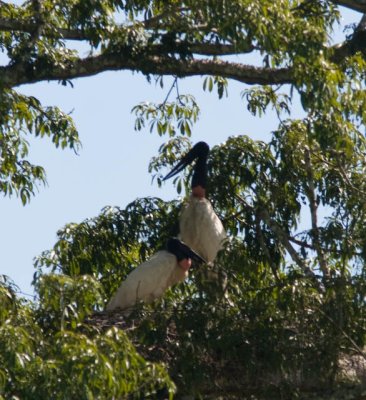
<box><xmin>106</xmin><ymin>250</ymin><xmax>187</xmax><ymax>312</ymax></box>
<box><xmin>179</xmin><ymin>196</ymin><xmax>226</xmax><ymax>263</ymax></box>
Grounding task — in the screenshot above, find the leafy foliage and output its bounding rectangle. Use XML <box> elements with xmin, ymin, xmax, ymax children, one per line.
<box><xmin>0</xmin><ymin>0</ymin><xmax>360</xmax><ymax>205</ymax></box>
<box><xmin>2</xmin><ymin>0</ymin><xmax>366</xmax><ymax>399</ymax></box>
<box><xmin>132</xmin><ymin>94</ymin><xmax>200</xmax><ymax>137</ymax></box>
<box><xmin>34</xmin><ymin>198</ymin><xmax>181</xmax><ymax>299</ymax></box>
<box><xmin>0</xmin><ymin>89</ymin><xmax>80</xmax><ymax>204</ymax></box>
<box><xmin>33</xmin><ymin>131</ymin><xmax>366</xmax><ymax>397</ymax></box>
<box><xmin>0</xmin><ymin>275</ymin><xmax>174</xmax><ymax>399</ymax></box>
<box><xmin>33</xmin><ymin>180</ymin><xmax>366</xmax><ymax>398</ymax></box>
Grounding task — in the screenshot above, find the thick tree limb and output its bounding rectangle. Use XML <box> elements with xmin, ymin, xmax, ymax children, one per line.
<box><xmin>180</xmin><ymin>42</ymin><xmax>254</xmax><ymax>55</ymax></box>
<box><xmin>150</xmin><ymin>42</ymin><xmax>253</xmax><ymax>56</ymax></box>
<box><xmin>0</xmin><ymin>53</ymin><xmax>292</xmax><ymax>88</ymax></box>
<box><xmin>332</xmin><ymin>0</ymin><xmax>366</xmax><ymax>13</ymax></box>
<box><xmin>331</xmin><ymin>13</ymin><xmax>366</xmax><ymax>62</ymax></box>
<box><xmin>1</xmin><ymin>5</ymin><xmax>365</xmax><ymax>87</ymax></box>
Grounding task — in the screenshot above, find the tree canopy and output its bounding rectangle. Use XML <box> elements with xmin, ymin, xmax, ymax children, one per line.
<box><xmin>1</xmin><ymin>0</ymin><xmax>366</xmax><ymax>202</ymax></box>
<box><xmin>2</xmin><ymin>0</ymin><xmax>366</xmax><ymax>399</ymax></box>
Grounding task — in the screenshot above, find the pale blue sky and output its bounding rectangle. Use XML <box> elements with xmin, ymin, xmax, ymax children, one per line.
<box><xmin>0</xmin><ymin>6</ymin><xmax>356</xmax><ymax>296</ymax></box>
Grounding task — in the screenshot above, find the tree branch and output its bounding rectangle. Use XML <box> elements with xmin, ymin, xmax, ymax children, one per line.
<box><xmin>304</xmin><ymin>147</ymin><xmax>330</xmax><ymax>278</ymax></box>
<box><xmin>288</xmin><ymin>235</ymin><xmax>315</xmax><ymax>250</ymax></box>
<box><xmin>255</xmin><ymin>214</ymin><xmax>280</xmax><ymax>282</ymax></box>
<box><xmin>143</xmin><ymin>7</ymin><xmax>190</xmax><ymax>29</ymax></box>
<box><xmin>332</xmin><ymin>13</ymin><xmax>366</xmax><ymax>62</ymax></box>
<box><xmin>181</xmin><ymin>42</ymin><xmax>254</xmax><ymax>55</ymax></box>
<box><xmin>258</xmin><ymin>206</ymin><xmax>326</xmax><ymax>291</ymax></box>
<box><xmin>6</xmin><ymin>5</ymin><xmax>366</xmax><ymax>87</ymax></box>
<box><xmin>0</xmin><ymin>18</ymin><xmax>88</xmax><ymax>40</ymax></box>
<box><xmin>332</xmin><ymin>0</ymin><xmax>366</xmax><ymax>13</ymax></box>
<box><xmin>0</xmin><ymin>17</ymin><xmax>254</xmax><ymax>56</ymax></box>
<box><xmin>0</xmin><ymin>53</ymin><xmax>292</xmax><ymax>88</ymax></box>
<box><xmin>233</xmin><ymin>194</ymin><xmax>317</xmax><ymax>280</ymax></box>
<box><xmin>257</xmin><ymin>207</ymin><xmax>310</xmax><ymax>273</ymax></box>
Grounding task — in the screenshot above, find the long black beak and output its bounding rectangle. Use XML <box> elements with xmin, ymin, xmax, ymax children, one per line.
<box><xmin>167</xmin><ymin>238</ymin><xmax>207</xmax><ymax>264</ymax></box>
<box><xmin>163</xmin><ymin>142</ymin><xmax>209</xmax><ymax>181</ymax></box>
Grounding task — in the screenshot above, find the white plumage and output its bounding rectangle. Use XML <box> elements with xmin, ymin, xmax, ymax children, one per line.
<box><xmin>179</xmin><ymin>195</ymin><xmax>227</xmax><ymax>263</ymax></box>
<box><xmin>106</xmin><ymin>250</ymin><xmax>187</xmax><ymax>312</ymax></box>
<box><xmin>106</xmin><ymin>141</ymin><xmax>227</xmax><ymax>313</ymax></box>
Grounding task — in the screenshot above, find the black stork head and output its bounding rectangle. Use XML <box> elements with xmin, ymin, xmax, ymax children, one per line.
<box><xmin>166</xmin><ymin>238</ymin><xmax>207</xmax><ymax>264</ymax></box>
<box><xmin>163</xmin><ymin>142</ymin><xmax>210</xmax><ymax>189</ymax></box>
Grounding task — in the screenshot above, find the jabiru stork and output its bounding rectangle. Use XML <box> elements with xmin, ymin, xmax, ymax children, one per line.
<box><xmin>163</xmin><ymin>142</ymin><xmax>226</xmax><ymax>263</ymax></box>
<box><xmin>106</xmin><ymin>238</ymin><xmax>206</xmax><ymax>312</ymax></box>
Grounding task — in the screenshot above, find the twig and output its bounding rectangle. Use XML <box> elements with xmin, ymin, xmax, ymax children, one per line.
<box><xmin>162</xmin><ymin>76</ymin><xmax>178</xmax><ymax>105</ymax></box>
